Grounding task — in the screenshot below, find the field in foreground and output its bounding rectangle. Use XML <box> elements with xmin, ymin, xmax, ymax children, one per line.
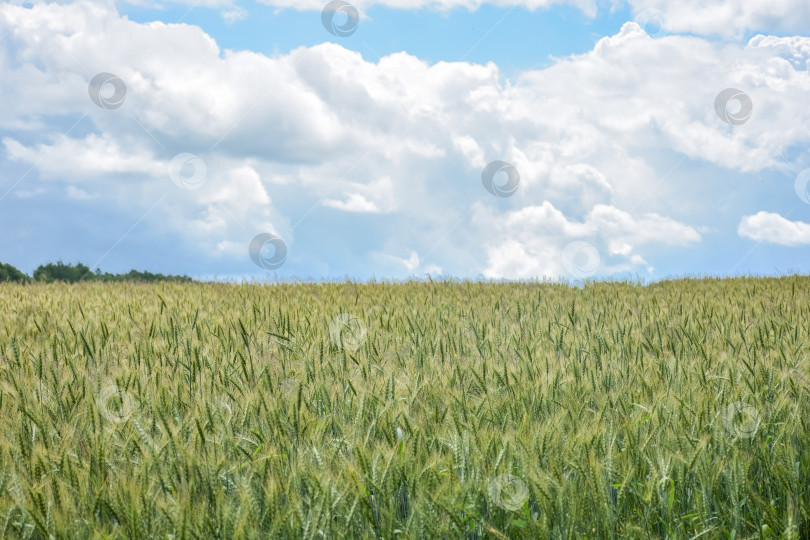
<box><xmin>0</xmin><ymin>277</ymin><xmax>809</xmax><ymax>538</ymax></box>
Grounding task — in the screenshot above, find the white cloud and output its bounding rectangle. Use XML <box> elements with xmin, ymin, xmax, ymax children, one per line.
<box><xmin>377</xmin><ymin>250</ymin><xmax>444</xmax><ymax>276</ymax></box>
<box><xmin>478</xmin><ymin>201</ymin><xmax>701</xmax><ymax>279</ymax></box>
<box><xmin>400</xmin><ymin>251</ymin><xmax>420</xmax><ymax>272</ymax></box>
<box><xmin>2</xmin><ymin>2</ymin><xmax>809</xmax><ymax>278</ymax></box>
<box><xmin>204</xmin><ymin>166</ymin><xmax>270</xmax><ymax>207</ymax></box>
<box><xmin>626</xmin><ymin>0</ymin><xmax>810</xmax><ymax>39</ymax></box>
<box><xmin>120</xmin><ymin>0</ymin><xmax>235</xmax><ymax>8</ymax></box>
<box><xmin>738</xmin><ymin>211</ymin><xmax>810</xmax><ymax>246</ymax></box>
<box><xmin>66</xmin><ymin>185</ymin><xmax>96</xmax><ymax>199</ymax></box>
<box><xmin>2</xmin><ymin>134</ymin><xmax>164</xmax><ymax>179</ymax></box>
<box><xmin>215</xmin><ymin>240</ymin><xmax>244</xmax><ymax>256</ymax></box>
<box><xmin>322</xmin><ymin>177</ymin><xmax>397</xmax><ymax>213</ymax></box>
<box><xmin>221</xmin><ymin>7</ymin><xmax>248</xmax><ymax>23</ymax></box>
<box><xmin>484</xmin><ymin>239</ymin><xmax>558</xmax><ymax>279</ymax></box>
<box><xmin>174</xmin><ymin>163</ymin><xmax>289</xmax><ymax>256</ymax></box>
<box><xmin>324</xmin><ymin>193</ymin><xmax>381</xmax><ymax>212</ymax></box>
<box><xmin>14</xmin><ymin>187</ymin><xmax>46</xmax><ymax>199</ymax></box>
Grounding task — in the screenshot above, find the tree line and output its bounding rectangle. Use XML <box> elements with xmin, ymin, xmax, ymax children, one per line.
<box><xmin>0</xmin><ymin>261</ymin><xmax>193</xmax><ymax>283</ymax></box>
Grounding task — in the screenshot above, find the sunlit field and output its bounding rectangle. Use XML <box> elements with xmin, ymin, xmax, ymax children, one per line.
<box><xmin>0</xmin><ymin>277</ymin><xmax>808</xmax><ymax>538</ymax></box>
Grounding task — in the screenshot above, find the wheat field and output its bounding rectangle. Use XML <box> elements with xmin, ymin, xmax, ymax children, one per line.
<box><xmin>0</xmin><ymin>277</ymin><xmax>808</xmax><ymax>538</ymax></box>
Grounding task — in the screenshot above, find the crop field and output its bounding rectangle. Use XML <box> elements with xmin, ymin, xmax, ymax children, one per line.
<box><xmin>0</xmin><ymin>277</ymin><xmax>809</xmax><ymax>538</ymax></box>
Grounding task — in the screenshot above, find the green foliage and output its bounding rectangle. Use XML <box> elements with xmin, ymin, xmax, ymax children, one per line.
<box><xmin>32</xmin><ymin>260</ymin><xmax>92</xmax><ymax>283</ymax></box>
<box><xmin>90</xmin><ymin>268</ymin><xmax>194</xmax><ymax>283</ymax></box>
<box><xmin>0</xmin><ymin>262</ymin><xmax>26</xmax><ymax>283</ymax></box>
<box><xmin>30</xmin><ymin>260</ymin><xmax>193</xmax><ymax>283</ymax></box>
<box><xmin>0</xmin><ymin>276</ymin><xmax>808</xmax><ymax>538</ymax></box>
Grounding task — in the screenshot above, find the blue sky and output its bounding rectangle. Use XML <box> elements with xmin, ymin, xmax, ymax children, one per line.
<box><xmin>1</xmin><ymin>0</ymin><xmax>809</xmax><ymax>282</ymax></box>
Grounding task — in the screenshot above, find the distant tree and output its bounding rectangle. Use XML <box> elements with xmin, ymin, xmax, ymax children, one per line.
<box><xmin>32</xmin><ymin>261</ymin><xmax>193</xmax><ymax>283</ymax></box>
<box><xmin>33</xmin><ymin>261</ymin><xmax>92</xmax><ymax>283</ymax></box>
<box><xmin>0</xmin><ymin>262</ymin><xmax>28</xmax><ymax>283</ymax></box>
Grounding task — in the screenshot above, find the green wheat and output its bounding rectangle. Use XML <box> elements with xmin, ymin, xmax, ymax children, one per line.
<box><xmin>0</xmin><ymin>277</ymin><xmax>807</xmax><ymax>538</ymax></box>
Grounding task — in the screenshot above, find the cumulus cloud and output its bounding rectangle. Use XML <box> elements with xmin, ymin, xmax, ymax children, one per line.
<box><xmin>221</xmin><ymin>7</ymin><xmax>248</xmax><ymax>23</ymax></box>
<box><xmin>322</xmin><ymin>177</ymin><xmax>397</xmax><ymax>213</ymax></box>
<box><xmin>478</xmin><ymin>201</ymin><xmax>700</xmax><ymax>279</ymax></box>
<box><xmin>1</xmin><ymin>2</ymin><xmax>809</xmax><ymax>278</ymax></box>
<box><xmin>738</xmin><ymin>212</ymin><xmax>810</xmax><ymax>246</ymax></box>
<box><xmin>375</xmin><ymin>250</ymin><xmax>444</xmax><ymax>276</ymax></box>
<box><xmin>66</xmin><ymin>185</ymin><xmax>96</xmax><ymax>199</ymax></box>
<box><xmin>2</xmin><ymin>134</ymin><xmax>164</xmax><ymax>179</ymax></box>
<box><xmin>323</xmin><ymin>193</ymin><xmax>382</xmax><ymax>212</ymax></box>
<box><xmin>626</xmin><ymin>0</ymin><xmax>810</xmax><ymax>39</ymax></box>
